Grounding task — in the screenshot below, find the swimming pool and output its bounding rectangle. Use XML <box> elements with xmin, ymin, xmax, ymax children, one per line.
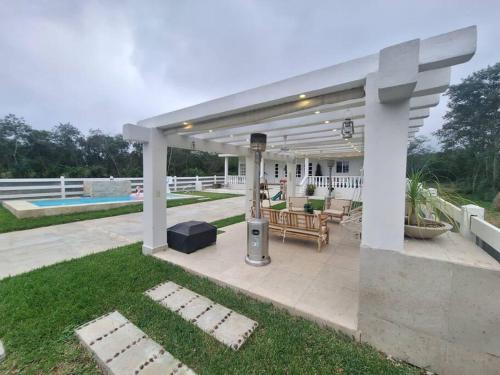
<box><xmin>30</xmin><ymin>193</ymin><xmax>194</xmax><ymax>207</ymax></box>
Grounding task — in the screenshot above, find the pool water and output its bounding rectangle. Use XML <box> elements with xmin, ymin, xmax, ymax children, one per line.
<box><xmin>30</xmin><ymin>193</ymin><xmax>194</xmax><ymax>207</ymax></box>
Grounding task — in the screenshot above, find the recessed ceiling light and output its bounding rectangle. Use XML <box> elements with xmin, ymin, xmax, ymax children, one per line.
<box><xmin>299</xmin><ymin>94</ymin><xmax>307</xmax><ymax>99</ymax></box>
<box><xmin>230</xmin><ymin>134</ymin><xmax>234</xmax><ymax>138</ymax></box>
<box><xmin>315</xmin><ymin>110</ymin><xmax>320</xmax><ymax>114</ymax></box>
<box><xmin>209</xmin><ymin>129</ymin><xmax>213</xmax><ymax>133</ymax></box>
<box><xmin>183</xmin><ymin>122</ymin><xmax>189</xmax><ymax>125</ymax></box>
<box><xmin>324</xmin><ymin>120</ymin><xmax>330</xmax><ymax>124</ymax></box>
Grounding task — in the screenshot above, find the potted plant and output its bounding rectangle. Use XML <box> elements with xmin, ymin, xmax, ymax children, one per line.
<box><xmin>404</xmin><ymin>170</ymin><xmax>453</xmax><ymax>239</ymax></box>
<box><xmin>304</xmin><ymin>202</ymin><xmax>314</xmax><ymax>214</ymax></box>
<box><xmin>305</xmin><ymin>184</ymin><xmax>316</xmax><ymax>196</ymax></box>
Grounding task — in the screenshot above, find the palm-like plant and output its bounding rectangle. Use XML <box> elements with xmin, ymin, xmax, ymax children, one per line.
<box><xmin>406</xmin><ymin>170</ymin><xmax>429</xmax><ymax>226</ymax></box>
<box><xmin>406</xmin><ymin>169</ymin><xmax>460</xmax><ymax>228</ymax></box>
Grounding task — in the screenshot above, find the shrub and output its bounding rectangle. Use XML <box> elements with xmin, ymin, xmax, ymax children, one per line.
<box><xmin>305</xmin><ymin>184</ymin><xmax>316</xmax><ymax>196</ymax></box>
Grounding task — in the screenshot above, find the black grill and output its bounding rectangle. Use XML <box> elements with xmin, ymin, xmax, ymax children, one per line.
<box><xmin>167</xmin><ymin>221</ymin><xmax>217</xmax><ymax>253</ymax></box>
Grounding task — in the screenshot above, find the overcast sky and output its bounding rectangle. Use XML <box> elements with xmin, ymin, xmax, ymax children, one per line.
<box><xmin>1</xmin><ymin>0</ymin><xmax>499</xmax><ymax>144</ymax></box>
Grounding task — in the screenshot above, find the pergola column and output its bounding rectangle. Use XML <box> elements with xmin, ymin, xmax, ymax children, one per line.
<box><xmin>245</xmin><ymin>154</ymin><xmax>255</xmax><ymax>219</ymax></box>
<box><xmin>287</xmin><ymin>161</ymin><xmax>297</xmax><ymax>197</ymax></box>
<box><xmin>224</xmin><ymin>156</ymin><xmax>229</xmax><ymax>186</ymax></box>
<box><xmin>361</xmin><ymin>40</ymin><xmax>419</xmax><ymax>252</ymax></box>
<box><xmin>142</xmin><ymin>128</ymin><xmax>168</xmax><ymax>255</ymax></box>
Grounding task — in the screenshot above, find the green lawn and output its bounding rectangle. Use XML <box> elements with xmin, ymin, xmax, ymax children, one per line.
<box><xmin>0</xmin><ymin>191</ymin><xmax>241</xmax><ymax>234</ymax></box>
<box><xmin>0</xmin><ymin>242</ymin><xmax>418</xmax><ymax>374</ymax></box>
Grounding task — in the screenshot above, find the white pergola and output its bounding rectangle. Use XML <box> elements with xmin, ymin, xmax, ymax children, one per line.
<box><xmin>124</xmin><ymin>26</ymin><xmax>476</xmax><ymax>256</ymax></box>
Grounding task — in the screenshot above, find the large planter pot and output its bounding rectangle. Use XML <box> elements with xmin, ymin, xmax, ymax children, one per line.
<box><xmin>404</xmin><ymin>218</ymin><xmax>453</xmax><ymax>239</ymax></box>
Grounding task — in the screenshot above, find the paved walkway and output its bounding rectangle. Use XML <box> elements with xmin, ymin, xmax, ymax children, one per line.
<box><xmin>0</xmin><ymin>196</ymin><xmax>245</xmax><ymax>279</ymax></box>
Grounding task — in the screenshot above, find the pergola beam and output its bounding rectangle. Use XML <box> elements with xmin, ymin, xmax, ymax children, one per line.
<box><xmin>164</xmin><ymin>134</ymin><xmax>295</xmax><ymax>162</ymax></box>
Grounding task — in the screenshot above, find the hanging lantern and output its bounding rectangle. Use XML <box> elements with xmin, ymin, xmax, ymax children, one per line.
<box><xmin>342</xmin><ymin>118</ymin><xmax>354</xmax><ymax>139</ymax></box>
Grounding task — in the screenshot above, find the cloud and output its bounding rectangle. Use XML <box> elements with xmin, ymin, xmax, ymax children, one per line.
<box><xmin>0</xmin><ymin>0</ymin><xmax>499</xmax><ymax>138</ymax></box>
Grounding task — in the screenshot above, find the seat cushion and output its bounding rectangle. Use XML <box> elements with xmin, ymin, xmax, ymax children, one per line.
<box><xmin>324</xmin><ymin>209</ymin><xmax>344</xmax><ymax>216</ymax></box>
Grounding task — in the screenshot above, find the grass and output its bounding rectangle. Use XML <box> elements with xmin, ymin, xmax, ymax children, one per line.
<box><xmin>0</xmin><ymin>191</ymin><xmax>241</xmax><ymax>234</ymax></box>
<box><xmin>0</xmin><ymin>243</ymin><xmax>419</xmax><ymax>374</ymax></box>
<box><xmin>210</xmin><ymin>214</ymin><xmax>245</xmax><ymax>229</ymax></box>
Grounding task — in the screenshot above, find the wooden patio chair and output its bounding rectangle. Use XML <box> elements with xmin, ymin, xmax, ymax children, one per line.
<box><xmin>323</xmin><ymin>197</ymin><xmax>352</xmax><ymax>222</ymax></box>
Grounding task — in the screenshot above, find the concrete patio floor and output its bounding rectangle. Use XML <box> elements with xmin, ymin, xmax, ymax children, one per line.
<box><xmin>153</xmin><ymin>220</ymin><xmax>500</xmax><ymax>338</ymax></box>
<box><xmin>154</xmin><ymin>221</ymin><xmax>362</xmax><ymax>336</ymax></box>
<box><xmin>0</xmin><ymin>196</ymin><xmax>246</xmax><ymax>279</ymax></box>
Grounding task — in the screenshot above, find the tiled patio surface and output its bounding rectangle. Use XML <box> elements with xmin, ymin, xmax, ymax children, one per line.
<box><xmin>153</xmin><ymin>218</ymin><xmax>499</xmax><ymax>338</ymax></box>
<box><xmin>153</xmin><ymin>221</ymin><xmax>361</xmax><ymax>336</ymax></box>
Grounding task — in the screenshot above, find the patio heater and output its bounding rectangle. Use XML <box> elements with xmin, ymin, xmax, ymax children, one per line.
<box><xmin>246</xmin><ymin>133</ymin><xmax>271</xmax><ymax>267</ymax></box>
<box><xmin>327</xmin><ymin>160</ymin><xmax>335</xmax><ymax>198</ymax></box>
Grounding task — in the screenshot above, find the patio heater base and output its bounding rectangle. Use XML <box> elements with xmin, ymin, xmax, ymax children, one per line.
<box><xmin>245</xmin><ymin>255</ymin><xmax>271</xmax><ymax>267</ymax></box>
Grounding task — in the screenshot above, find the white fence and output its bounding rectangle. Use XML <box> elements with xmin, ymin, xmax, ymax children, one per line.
<box><xmin>434</xmin><ymin>195</ymin><xmax>500</xmax><ymax>261</ymax></box>
<box><xmin>0</xmin><ymin>175</ymin><xmax>225</xmax><ymax>201</ymax></box>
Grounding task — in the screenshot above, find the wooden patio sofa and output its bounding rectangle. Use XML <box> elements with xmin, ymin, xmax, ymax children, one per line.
<box><xmin>261</xmin><ymin>207</ymin><xmax>329</xmax><ymax>251</ymax></box>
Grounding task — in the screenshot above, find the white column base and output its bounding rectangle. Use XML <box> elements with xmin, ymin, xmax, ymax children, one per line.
<box><xmin>142</xmin><ymin>243</ymin><xmax>168</xmax><ymax>256</ymax></box>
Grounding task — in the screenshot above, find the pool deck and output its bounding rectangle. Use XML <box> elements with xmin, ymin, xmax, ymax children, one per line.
<box><xmin>2</xmin><ymin>193</ymin><xmax>196</xmax><ymax>219</ymax></box>
<box><xmin>0</xmin><ymin>196</ymin><xmax>246</xmax><ymax>279</ymax></box>
<box><xmin>3</xmin><ymin>198</ymin><xmax>143</xmax><ymax>219</ymax></box>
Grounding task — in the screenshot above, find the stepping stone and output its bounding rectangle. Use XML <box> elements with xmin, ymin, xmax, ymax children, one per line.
<box><xmin>75</xmin><ymin>311</ymin><xmax>196</xmax><ymax>375</ymax></box>
<box><xmin>0</xmin><ymin>340</ymin><xmax>5</xmax><ymax>362</ymax></box>
<box><xmin>145</xmin><ymin>282</ymin><xmax>258</xmax><ymax>351</ymax></box>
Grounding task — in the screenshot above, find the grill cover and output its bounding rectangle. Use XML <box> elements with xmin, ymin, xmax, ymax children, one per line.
<box><xmin>167</xmin><ymin>221</ymin><xmax>217</xmax><ymax>253</ymax></box>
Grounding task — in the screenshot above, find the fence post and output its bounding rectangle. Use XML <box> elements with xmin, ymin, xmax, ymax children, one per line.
<box><xmin>174</xmin><ymin>176</ymin><xmax>177</xmax><ymax>191</ymax></box>
<box><xmin>460</xmin><ymin>204</ymin><xmax>485</xmax><ymax>240</ymax></box>
<box><xmin>214</xmin><ymin>175</ymin><xmax>217</xmax><ymax>185</ymax></box>
<box><xmin>60</xmin><ymin>176</ymin><xmax>66</xmax><ymax>198</ymax></box>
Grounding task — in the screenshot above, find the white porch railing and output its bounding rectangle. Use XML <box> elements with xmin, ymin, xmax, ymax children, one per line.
<box><xmin>227</xmin><ymin>175</ymin><xmax>246</xmax><ymax>185</ymax></box>
<box><xmin>0</xmin><ymin>175</ymin><xmax>225</xmax><ymax>201</ymax></box>
<box><xmin>305</xmin><ymin>176</ymin><xmax>363</xmax><ymax>189</ymax></box>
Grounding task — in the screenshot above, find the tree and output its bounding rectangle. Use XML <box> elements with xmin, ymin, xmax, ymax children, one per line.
<box><xmin>435</xmin><ymin>63</ymin><xmax>500</xmax><ymax>195</ymax></box>
<box><xmin>0</xmin><ymin>114</ymin><xmax>228</xmax><ymax>178</ymax></box>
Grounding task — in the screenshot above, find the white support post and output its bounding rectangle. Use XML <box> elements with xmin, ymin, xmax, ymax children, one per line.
<box><xmin>460</xmin><ymin>204</ymin><xmax>485</xmax><ymax>240</ymax></box>
<box><xmin>260</xmin><ymin>157</ymin><xmax>264</xmax><ymax>179</ymax></box>
<box><xmin>142</xmin><ymin>128</ymin><xmax>167</xmax><ymax>255</ymax></box>
<box><xmin>361</xmin><ymin>39</ymin><xmax>420</xmax><ymax>252</ymax></box>
<box><xmin>173</xmin><ymin>176</ymin><xmax>177</xmax><ymax>192</ymax></box>
<box><xmin>286</xmin><ymin>161</ymin><xmax>297</xmax><ymax>197</ymax></box>
<box><xmin>245</xmin><ymin>154</ymin><xmax>255</xmax><ymax>220</ymax></box>
<box><xmin>361</xmin><ymin>73</ymin><xmax>412</xmax><ymax>252</ymax></box>
<box><xmin>304</xmin><ymin>157</ymin><xmax>309</xmax><ymax>177</ymax></box>
<box><xmin>60</xmin><ymin>176</ymin><xmax>66</xmax><ymax>198</ymax></box>
<box><xmin>224</xmin><ymin>156</ymin><xmax>229</xmax><ymax>186</ymax></box>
